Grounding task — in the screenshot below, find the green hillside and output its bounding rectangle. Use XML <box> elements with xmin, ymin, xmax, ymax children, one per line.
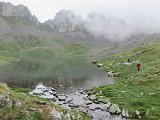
<box><xmin>94</xmin><ymin>42</ymin><xmax>160</xmax><ymax>119</ymax></box>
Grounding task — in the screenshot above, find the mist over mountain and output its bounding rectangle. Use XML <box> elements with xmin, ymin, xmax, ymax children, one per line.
<box><xmin>0</xmin><ymin>1</ymin><xmax>159</xmax><ymax>57</ymax></box>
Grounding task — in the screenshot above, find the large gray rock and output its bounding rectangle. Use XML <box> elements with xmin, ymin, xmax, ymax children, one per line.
<box><xmin>109</xmin><ymin>104</ymin><xmax>121</xmax><ymax>114</ymax></box>
<box><xmin>0</xmin><ymin>94</ymin><xmax>12</xmax><ymax>108</ymax></box>
<box><xmin>122</xmin><ymin>108</ymin><xmax>129</xmax><ymax>118</ymax></box>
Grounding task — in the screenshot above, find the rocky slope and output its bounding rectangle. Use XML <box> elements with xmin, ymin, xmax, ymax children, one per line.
<box><xmin>0</xmin><ymin>82</ymin><xmax>91</xmax><ymax>120</ymax></box>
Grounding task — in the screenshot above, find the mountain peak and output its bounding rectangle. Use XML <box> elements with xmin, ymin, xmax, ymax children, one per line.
<box><xmin>45</xmin><ymin>9</ymin><xmax>84</xmax><ymax>33</ymax></box>
<box><xmin>0</xmin><ymin>2</ymin><xmax>39</xmax><ymax>24</ymax></box>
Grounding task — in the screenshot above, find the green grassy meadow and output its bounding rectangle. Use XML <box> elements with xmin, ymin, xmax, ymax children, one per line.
<box><xmin>94</xmin><ymin>42</ymin><xmax>160</xmax><ymax>119</ymax></box>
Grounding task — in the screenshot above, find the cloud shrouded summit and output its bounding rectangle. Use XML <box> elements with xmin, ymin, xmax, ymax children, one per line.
<box><xmin>2</xmin><ymin>0</ymin><xmax>160</xmax><ymax>41</ymax></box>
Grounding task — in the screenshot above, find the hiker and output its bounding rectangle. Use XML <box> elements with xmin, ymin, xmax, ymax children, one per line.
<box><xmin>137</xmin><ymin>61</ymin><xmax>141</xmax><ymax>71</ymax></box>
<box><xmin>128</xmin><ymin>58</ymin><xmax>130</xmax><ymax>63</ymax></box>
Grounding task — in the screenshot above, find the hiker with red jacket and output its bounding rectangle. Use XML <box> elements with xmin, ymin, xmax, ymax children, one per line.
<box><xmin>137</xmin><ymin>60</ymin><xmax>141</xmax><ymax>71</ymax></box>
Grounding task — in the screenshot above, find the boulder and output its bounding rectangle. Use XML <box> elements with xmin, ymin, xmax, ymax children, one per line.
<box><xmin>105</xmin><ymin>102</ymin><xmax>111</xmax><ymax>109</ymax></box>
<box><xmin>14</xmin><ymin>98</ymin><xmax>22</xmax><ymax>107</ymax></box>
<box><xmin>0</xmin><ymin>94</ymin><xmax>12</xmax><ymax>108</ymax></box>
<box><xmin>85</xmin><ymin>100</ymin><xmax>92</xmax><ymax>105</ymax></box>
<box><xmin>58</xmin><ymin>95</ymin><xmax>67</xmax><ymax>101</ymax></box>
<box><xmin>89</xmin><ymin>95</ymin><xmax>97</xmax><ymax>101</ymax></box>
<box><xmin>122</xmin><ymin>108</ymin><xmax>129</xmax><ymax>118</ymax></box>
<box><xmin>109</xmin><ymin>104</ymin><xmax>121</xmax><ymax>114</ymax></box>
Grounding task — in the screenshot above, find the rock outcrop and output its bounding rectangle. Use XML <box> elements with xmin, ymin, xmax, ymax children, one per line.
<box><xmin>44</xmin><ymin>9</ymin><xmax>84</xmax><ymax>33</ymax></box>
<box><xmin>0</xmin><ymin>2</ymin><xmax>39</xmax><ymax>24</ymax></box>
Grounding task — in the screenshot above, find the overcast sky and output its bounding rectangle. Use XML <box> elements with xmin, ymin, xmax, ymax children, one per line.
<box><xmin>2</xmin><ymin>0</ymin><xmax>160</xmax><ymax>22</ymax></box>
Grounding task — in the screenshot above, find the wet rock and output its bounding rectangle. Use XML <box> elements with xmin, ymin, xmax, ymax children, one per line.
<box><xmin>105</xmin><ymin>102</ymin><xmax>111</xmax><ymax>109</ymax></box>
<box><xmin>89</xmin><ymin>105</ymin><xmax>96</xmax><ymax>111</ymax></box>
<box><xmin>89</xmin><ymin>95</ymin><xmax>97</xmax><ymax>101</ymax></box>
<box><xmin>101</xmin><ymin>105</ymin><xmax>108</xmax><ymax>111</ymax></box>
<box><xmin>97</xmin><ymin>64</ymin><xmax>103</xmax><ymax>68</ymax></box>
<box><xmin>41</xmin><ymin>92</ymin><xmax>57</xmax><ymax>100</ymax></box>
<box><xmin>46</xmin><ymin>87</ymin><xmax>56</xmax><ymax>91</ymax></box>
<box><xmin>93</xmin><ymin>100</ymin><xmax>100</xmax><ymax>104</ymax></box>
<box><xmin>69</xmin><ymin>103</ymin><xmax>79</xmax><ymax>108</ymax></box>
<box><xmin>65</xmin><ymin>98</ymin><xmax>73</xmax><ymax>104</ymax></box>
<box><xmin>58</xmin><ymin>95</ymin><xmax>67</xmax><ymax>101</ymax></box>
<box><xmin>98</xmin><ymin>98</ymin><xmax>109</xmax><ymax>104</ymax></box>
<box><xmin>85</xmin><ymin>100</ymin><xmax>92</xmax><ymax>105</ymax></box>
<box><xmin>0</xmin><ymin>94</ymin><xmax>12</xmax><ymax>108</ymax></box>
<box><xmin>32</xmin><ymin>83</ymin><xmax>46</xmax><ymax>95</ymax></box>
<box><xmin>122</xmin><ymin>108</ymin><xmax>129</xmax><ymax>118</ymax></box>
<box><xmin>109</xmin><ymin>104</ymin><xmax>121</xmax><ymax>114</ymax></box>
<box><xmin>52</xmin><ymin>92</ymin><xmax>58</xmax><ymax>96</ymax></box>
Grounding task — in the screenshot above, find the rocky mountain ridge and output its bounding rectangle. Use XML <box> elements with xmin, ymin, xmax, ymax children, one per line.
<box><xmin>0</xmin><ymin>2</ymin><xmax>39</xmax><ymax>24</ymax></box>
<box><xmin>44</xmin><ymin>9</ymin><xmax>85</xmax><ymax>33</ymax></box>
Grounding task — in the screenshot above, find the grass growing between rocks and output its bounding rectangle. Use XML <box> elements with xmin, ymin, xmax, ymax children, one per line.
<box><xmin>0</xmin><ymin>83</ymin><xmax>92</xmax><ymax>120</ymax></box>
<box><xmin>94</xmin><ymin>42</ymin><xmax>160</xmax><ymax>119</ymax></box>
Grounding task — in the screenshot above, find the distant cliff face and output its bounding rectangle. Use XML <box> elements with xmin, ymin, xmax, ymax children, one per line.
<box><xmin>0</xmin><ymin>2</ymin><xmax>39</xmax><ymax>24</ymax></box>
<box><xmin>45</xmin><ymin>10</ymin><xmax>85</xmax><ymax>33</ymax></box>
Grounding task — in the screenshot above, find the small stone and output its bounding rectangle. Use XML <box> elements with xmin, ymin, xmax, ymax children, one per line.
<box><xmin>36</xmin><ymin>101</ymin><xmax>47</xmax><ymax>105</ymax></box>
<box><xmin>105</xmin><ymin>102</ymin><xmax>111</xmax><ymax>108</ymax></box>
<box><xmin>58</xmin><ymin>85</ymin><xmax>63</xmax><ymax>87</ymax></box>
<box><xmin>121</xmin><ymin>91</ymin><xmax>127</xmax><ymax>93</ymax></box>
<box><xmin>65</xmin><ymin>98</ymin><xmax>73</xmax><ymax>104</ymax></box>
<box><xmin>30</xmin><ymin>108</ymin><xmax>37</xmax><ymax>111</ymax></box>
<box><xmin>14</xmin><ymin>98</ymin><xmax>22</xmax><ymax>107</ymax></box>
<box><xmin>89</xmin><ymin>105</ymin><xmax>95</xmax><ymax>111</ymax></box>
<box><xmin>85</xmin><ymin>100</ymin><xmax>92</xmax><ymax>105</ymax></box>
<box><xmin>69</xmin><ymin>103</ymin><xmax>79</xmax><ymax>108</ymax></box>
<box><xmin>58</xmin><ymin>95</ymin><xmax>67</xmax><ymax>101</ymax></box>
<box><xmin>149</xmin><ymin>93</ymin><xmax>155</xmax><ymax>96</ymax></box>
